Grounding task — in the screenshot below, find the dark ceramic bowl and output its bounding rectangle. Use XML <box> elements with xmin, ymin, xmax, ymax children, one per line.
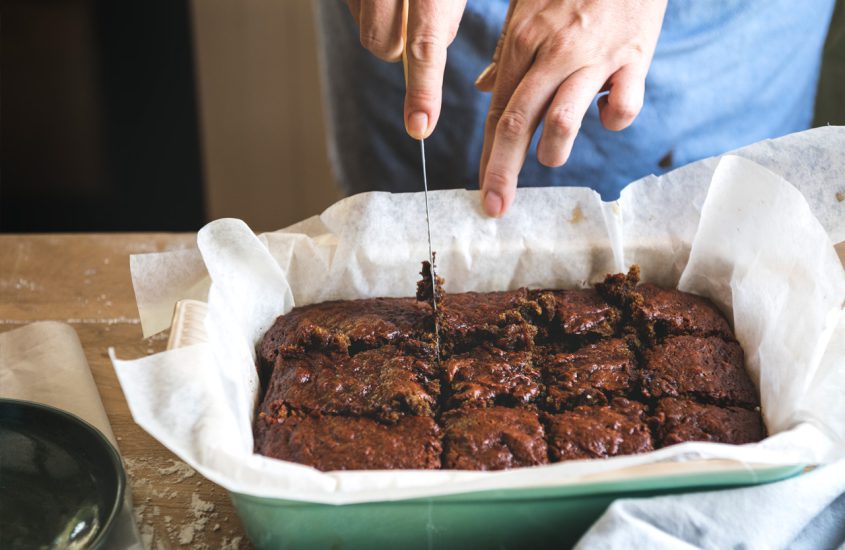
<box><xmin>0</xmin><ymin>399</ymin><xmax>125</xmax><ymax>549</ymax></box>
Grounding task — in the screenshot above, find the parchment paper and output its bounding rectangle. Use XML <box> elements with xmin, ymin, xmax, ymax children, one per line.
<box><xmin>114</xmin><ymin>128</ymin><xmax>845</xmax><ymax>505</ymax></box>
<box><xmin>1</xmin><ymin>322</ymin><xmax>143</xmax><ymax>548</ymax></box>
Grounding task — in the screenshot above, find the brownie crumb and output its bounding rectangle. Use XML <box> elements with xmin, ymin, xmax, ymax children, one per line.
<box><xmin>416</xmin><ymin>256</ymin><xmax>444</xmax><ymax>307</ymax></box>
<box><xmin>595</xmin><ymin>265</ymin><xmax>641</xmax><ymax>308</ymax></box>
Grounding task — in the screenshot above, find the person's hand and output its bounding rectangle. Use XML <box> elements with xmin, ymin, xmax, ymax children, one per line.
<box><xmin>476</xmin><ymin>0</ymin><xmax>668</xmax><ymax>217</ymax></box>
<box><xmin>344</xmin><ymin>0</ymin><xmax>466</xmax><ymax>139</ymax></box>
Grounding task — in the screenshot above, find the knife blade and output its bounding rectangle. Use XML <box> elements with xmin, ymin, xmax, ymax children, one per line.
<box><xmin>419</xmin><ymin>138</ymin><xmax>441</xmax><ymax>361</ymax></box>
<box><xmin>402</xmin><ymin>2</ymin><xmax>441</xmax><ymax>360</ymax></box>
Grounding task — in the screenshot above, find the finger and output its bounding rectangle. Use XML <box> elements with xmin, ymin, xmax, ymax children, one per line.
<box><xmin>404</xmin><ymin>0</ymin><xmax>465</xmax><ymax>139</ymax></box>
<box><xmin>474</xmin><ymin>0</ymin><xmax>518</xmax><ymax>91</ymax></box>
<box><xmin>597</xmin><ymin>64</ymin><xmax>646</xmax><ymax>131</ymax></box>
<box><xmin>537</xmin><ymin>69</ymin><xmax>605</xmax><ymax>167</ymax></box>
<box><xmin>357</xmin><ymin>0</ymin><xmax>404</xmax><ymax>61</ymax></box>
<box><xmin>478</xmin><ymin>19</ymin><xmax>537</xmax><ymax>195</ymax></box>
<box><xmin>481</xmin><ymin>62</ymin><xmax>564</xmax><ymax>217</ymax></box>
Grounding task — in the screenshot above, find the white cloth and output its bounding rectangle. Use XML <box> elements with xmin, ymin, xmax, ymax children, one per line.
<box><xmin>577</xmin><ymin>461</ymin><xmax>845</xmax><ymax>549</ymax></box>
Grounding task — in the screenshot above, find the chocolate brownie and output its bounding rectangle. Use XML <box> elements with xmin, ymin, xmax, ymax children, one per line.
<box><xmin>653</xmin><ymin>398</ymin><xmax>765</xmax><ymax>446</ymax></box>
<box><xmin>641</xmin><ymin>336</ymin><xmax>758</xmax><ymax>407</ymax></box>
<box><xmin>442</xmin><ymin>407</ymin><xmax>548</xmax><ymax>470</ymax></box>
<box><xmin>534</xmin><ymin>289</ymin><xmax>621</xmax><ymax>339</ymax></box>
<box><xmin>254</xmin><ymin>263</ymin><xmax>765</xmax><ymax>470</ymax></box>
<box><xmin>544</xmin><ymin>398</ymin><xmax>653</xmax><ymax>461</ymax></box>
<box><xmin>595</xmin><ymin>265</ymin><xmax>641</xmax><ymax>308</ymax></box>
<box><xmin>595</xmin><ymin>266</ymin><xmax>731</xmax><ymax>341</ymax></box>
<box><xmin>254</xmin><ymin>413</ymin><xmax>441</xmax><ymax>471</ymax></box>
<box><xmin>633</xmin><ymin>284</ymin><xmax>732</xmax><ymax>341</ymax></box>
<box><xmin>443</xmin><ymin>345</ymin><xmax>540</xmax><ymax>408</ymax></box>
<box><xmin>259</xmin><ymin>346</ymin><xmax>439</xmax><ymax>422</ymax></box>
<box><xmin>439</xmin><ymin>289</ymin><xmax>541</xmax><ymax>351</ymax></box>
<box><xmin>258</xmin><ymin>297</ymin><xmax>435</xmax><ymax>377</ymax></box>
<box><xmin>541</xmin><ymin>338</ymin><xmax>637</xmax><ymax>411</ymax></box>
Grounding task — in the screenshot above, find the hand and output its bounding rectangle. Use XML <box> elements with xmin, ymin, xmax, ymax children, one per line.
<box><xmin>344</xmin><ymin>0</ymin><xmax>466</xmax><ymax>139</ymax></box>
<box><xmin>476</xmin><ymin>0</ymin><xmax>668</xmax><ymax>217</ymax></box>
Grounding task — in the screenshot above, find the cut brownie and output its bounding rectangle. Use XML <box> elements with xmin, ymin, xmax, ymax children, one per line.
<box><xmin>443</xmin><ymin>345</ymin><xmax>540</xmax><ymax>408</ymax></box>
<box><xmin>632</xmin><ymin>284</ymin><xmax>733</xmax><ymax>341</ymax></box>
<box><xmin>259</xmin><ymin>346</ymin><xmax>440</xmax><ymax>422</ymax></box>
<box><xmin>595</xmin><ymin>266</ymin><xmax>731</xmax><ymax>342</ymax></box>
<box><xmin>653</xmin><ymin>398</ymin><xmax>765</xmax><ymax>446</ymax></box>
<box><xmin>594</xmin><ymin>265</ymin><xmax>641</xmax><ymax>309</ymax></box>
<box><xmin>541</xmin><ymin>338</ymin><xmax>637</xmax><ymax>411</ymax></box>
<box><xmin>258</xmin><ymin>297</ymin><xmax>435</xmax><ymax>378</ymax></box>
<box><xmin>439</xmin><ymin>289</ymin><xmax>541</xmax><ymax>351</ymax></box>
<box><xmin>442</xmin><ymin>407</ymin><xmax>548</xmax><ymax>470</ymax></box>
<box><xmin>533</xmin><ymin>288</ymin><xmax>621</xmax><ymax>339</ymax></box>
<box><xmin>641</xmin><ymin>335</ymin><xmax>758</xmax><ymax>407</ymax></box>
<box><xmin>544</xmin><ymin>398</ymin><xmax>653</xmax><ymax>461</ymax></box>
<box><xmin>254</xmin><ymin>414</ymin><xmax>441</xmax><ymax>471</ymax></box>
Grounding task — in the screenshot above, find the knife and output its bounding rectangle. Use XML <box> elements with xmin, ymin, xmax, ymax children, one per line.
<box><xmin>402</xmin><ymin>2</ymin><xmax>441</xmax><ymax>360</ymax></box>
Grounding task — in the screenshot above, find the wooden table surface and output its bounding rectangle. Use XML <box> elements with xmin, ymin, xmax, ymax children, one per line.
<box><xmin>0</xmin><ymin>234</ymin><xmax>251</xmax><ymax>550</ymax></box>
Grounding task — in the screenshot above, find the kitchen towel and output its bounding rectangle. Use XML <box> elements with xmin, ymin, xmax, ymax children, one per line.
<box><xmin>577</xmin><ymin>460</ymin><xmax>845</xmax><ymax>549</ymax></box>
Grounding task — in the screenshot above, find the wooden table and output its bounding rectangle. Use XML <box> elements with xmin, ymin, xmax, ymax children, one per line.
<box><xmin>0</xmin><ymin>234</ymin><xmax>251</xmax><ymax>550</ymax></box>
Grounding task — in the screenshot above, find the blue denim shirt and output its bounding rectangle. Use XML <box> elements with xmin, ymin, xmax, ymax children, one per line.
<box><xmin>315</xmin><ymin>1</ymin><xmax>834</xmax><ymax>200</ymax></box>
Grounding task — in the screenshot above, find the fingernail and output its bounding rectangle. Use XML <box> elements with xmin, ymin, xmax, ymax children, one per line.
<box><xmin>474</xmin><ymin>62</ymin><xmax>497</xmax><ymax>90</ymax></box>
<box><xmin>407</xmin><ymin>111</ymin><xmax>429</xmax><ymax>139</ymax></box>
<box><xmin>482</xmin><ymin>190</ymin><xmax>504</xmax><ymax>218</ymax></box>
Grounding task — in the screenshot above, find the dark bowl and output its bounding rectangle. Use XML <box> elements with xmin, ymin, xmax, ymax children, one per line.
<box><xmin>0</xmin><ymin>399</ymin><xmax>125</xmax><ymax>549</ymax></box>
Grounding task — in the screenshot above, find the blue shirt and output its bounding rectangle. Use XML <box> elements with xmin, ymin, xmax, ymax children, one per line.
<box><xmin>314</xmin><ymin>0</ymin><xmax>834</xmax><ymax>200</ymax></box>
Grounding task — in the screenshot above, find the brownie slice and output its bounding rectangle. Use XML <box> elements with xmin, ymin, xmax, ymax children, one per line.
<box><xmin>254</xmin><ymin>414</ymin><xmax>442</xmax><ymax>471</ymax></box>
<box><xmin>438</xmin><ymin>289</ymin><xmax>541</xmax><ymax>351</ymax></box>
<box><xmin>258</xmin><ymin>346</ymin><xmax>440</xmax><ymax>422</ymax></box>
<box><xmin>533</xmin><ymin>288</ymin><xmax>621</xmax><ymax>340</ymax></box>
<box><xmin>595</xmin><ymin>266</ymin><xmax>731</xmax><ymax>342</ymax></box>
<box><xmin>443</xmin><ymin>345</ymin><xmax>540</xmax><ymax>408</ymax></box>
<box><xmin>541</xmin><ymin>338</ymin><xmax>637</xmax><ymax>411</ymax></box>
<box><xmin>544</xmin><ymin>398</ymin><xmax>653</xmax><ymax>461</ymax></box>
<box><xmin>641</xmin><ymin>336</ymin><xmax>758</xmax><ymax>407</ymax></box>
<box><xmin>632</xmin><ymin>284</ymin><xmax>732</xmax><ymax>341</ymax></box>
<box><xmin>442</xmin><ymin>407</ymin><xmax>548</xmax><ymax>470</ymax></box>
<box><xmin>258</xmin><ymin>297</ymin><xmax>435</xmax><ymax>378</ymax></box>
<box><xmin>653</xmin><ymin>398</ymin><xmax>765</xmax><ymax>446</ymax></box>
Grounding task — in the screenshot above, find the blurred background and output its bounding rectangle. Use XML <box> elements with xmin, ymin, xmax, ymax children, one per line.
<box><xmin>1</xmin><ymin>0</ymin><xmax>843</xmax><ymax>233</ymax></box>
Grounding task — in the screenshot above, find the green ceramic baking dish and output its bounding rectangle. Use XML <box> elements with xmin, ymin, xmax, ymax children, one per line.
<box><xmin>228</xmin><ymin>461</ymin><xmax>803</xmax><ymax>549</ymax></box>
<box><xmin>168</xmin><ymin>300</ymin><xmax>804</xmax><ymax>550</ymax></box>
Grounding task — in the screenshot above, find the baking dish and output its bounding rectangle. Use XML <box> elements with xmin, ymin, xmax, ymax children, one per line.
<box><xmin>167</xmin><ymin>299</ymin><xmax>804</xmax><ymax>549</ymax></box>
<box><xmin>116</xmin><ymin>132</ymin><xmax>845</xmax><ymax>549</ymax></box>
